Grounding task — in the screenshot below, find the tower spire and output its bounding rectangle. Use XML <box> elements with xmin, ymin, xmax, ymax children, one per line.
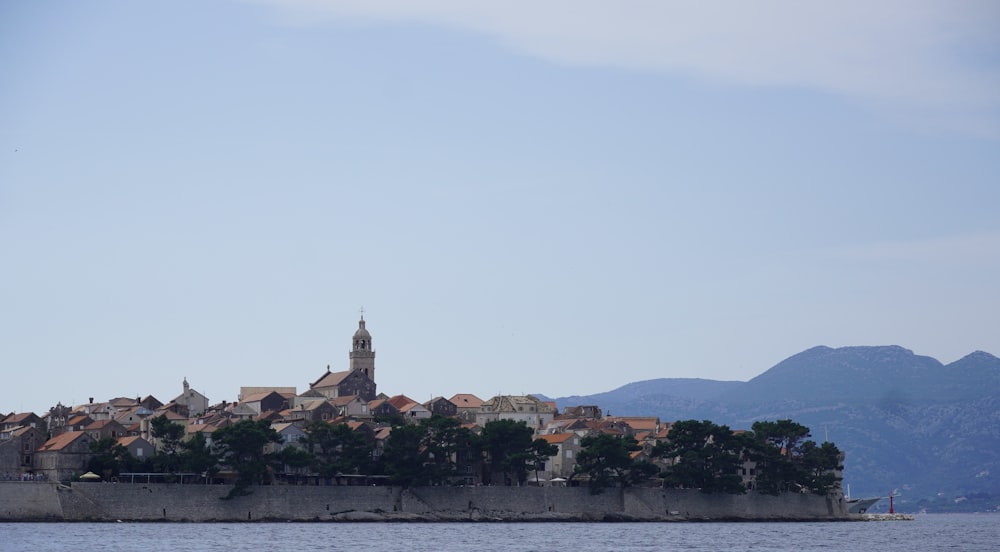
<box><xmin>350</xmin><ymin>314</ymin><xmax>375</xmax><ymax>382</ymax></box>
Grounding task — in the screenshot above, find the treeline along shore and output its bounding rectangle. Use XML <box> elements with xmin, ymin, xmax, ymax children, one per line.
<box><xmin>1</xmin><ymin>482</ymin><xmax>853</xmax><ymax>522</ymax></box>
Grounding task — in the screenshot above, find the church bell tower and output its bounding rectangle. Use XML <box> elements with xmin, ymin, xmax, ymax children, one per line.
<box><xmin>349</xmin><ymin>314</ymin><xmax>375</xmax><ymax>382</ymax></box>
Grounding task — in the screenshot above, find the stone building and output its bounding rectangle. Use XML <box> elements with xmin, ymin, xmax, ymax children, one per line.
<box><xmin>477</xmin><ymin>395</ymin><xmax>556</xmax><ymax>430</ymax></box>
<box><xmin>0</xmin><ymin>426</ymin><xmax>45</xmax><ymax>478</ymax></box>
<box><xmin>424</xmin><ymin>396</ymin><xmax>458</xmax><ymax>418</ymax></box>
<box><xmin>309</xmin><ymin>317</ymin><xmax>378</xmax><ymax>402</ymax></box>
<box><xmin>168</xmin><ymin>378</ymin><xmax>209</xmax><ymax>418</ymax></box>
<box><xmin>537</xmin><ymin>432</ymin><xmax>582</xmax><ymax>480</ymax></box>
<box><xmin>35</xmin><ymin>431</ymin><xmax>93</xmax><ymax>482</ymax></box>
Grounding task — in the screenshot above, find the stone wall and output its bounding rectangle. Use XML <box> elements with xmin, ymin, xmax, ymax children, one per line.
<box><xmin>0</xmin><ymin>482</ymin><xmax>849</xmax><ymax>522</ymax></box>
<box><xmin>0</xmin><ymin>482</ymin><xmax>64</xmax><ymax>520</ymax></box>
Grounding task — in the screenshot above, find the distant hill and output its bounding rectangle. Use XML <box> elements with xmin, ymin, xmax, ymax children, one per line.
<box><xmin>540</xmin><ymin>345</ymin><xmax>1000</xmax><ymax>513</ymax></box>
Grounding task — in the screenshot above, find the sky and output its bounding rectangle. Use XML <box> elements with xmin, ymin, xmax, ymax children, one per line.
<box><xmin>2</xmin><ymin>0</ymin><xmax>999</xmax><ymax>416</ymax></box>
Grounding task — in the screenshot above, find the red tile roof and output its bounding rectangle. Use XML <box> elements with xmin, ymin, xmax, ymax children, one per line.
<box><xmin>37</xmin><ymin>431</ymin><xmax>89</xmax><ymax>452</ymax></box>
<box><xmin>387</xmin><ymin>395</ymin><xmax>417</xmax><ymax>409</ymax></box>
<box><xmin>538</xmin><ymin>433</ymin><xmax>576</xmax><ymax>445</ymax></box>
<box><xmin>311</xmin><ymin>369</ymin><xmax>352</xmax><ymax>389</ymax></box>
<box><xmin>448</xmin><ymin>394</ymin><xmax>484</xmax><ymax>408</ymax></box>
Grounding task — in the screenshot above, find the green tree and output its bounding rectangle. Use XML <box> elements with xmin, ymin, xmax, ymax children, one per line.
<box><xmin>87</xmin><ymin>438</ymin><xmax>131</xmax><ymax>480</ymax></box>
<box><xmin>652</xmin><ymin>420</ymin><xmax>747</xmax><ymax>494</ymax></box>
<box><xmin>277</xmin><ymin>445</ymin><xmax>315</xmax><ymax>481</ymax></box>
<box><xmin>177</xmin><ymin>431</ymin><xmax>218</xmax><ymax>481</ymax></box>
<box><xmin>751</xmin><ymin>419</ymin><xmax>811</xmax><ymax>457</ymax></box>
<box><xmin>528</xmin><ymin>438</ymin><xmax>558</xmax><ymax>484</ymax></box>
<box><xmin>150</xmin><ymin>415</ymin><xmax>186</xmax><ymax>473</ymax></box>
<box><xmin>420</xmin><ymin>416</ymin><xmax>476</xmax><ymax>485</ymax></box>
<box><xmin>211</xmin><ymin>419</ymin><xmax>282</xmax><ymax>498</ymax></box>
<box><xmin>479</xmin><ymin>419</ymin><xmax>536</xmax><ymax>485</ymax></box>
<box><xmin>749</xmin><ymin>419</ymin><xmax>842</xmax><ymax>495</ymax></box>
<box><xmin>381</xmin><ymin>423</ymin><xmax>429</xmax><ymax>487</ymax></box>
<box><xmin>574</xmin><ymin>433</ymin><xmax>649</xmax><ymax>494</ymax></box>
<box><xmin>798</xmin><ymin>440</ymin><xmax>843</xmax><ymax>494</ymax></box>
<box><xmin>379</xmin><ymin>416</ymin><xmax>481</xmax><ymax>486</ymax></box>
<box><xmin>302</xmin><ymin>421</ymin><xmax>373</xmax><ymax>479</ymax></box>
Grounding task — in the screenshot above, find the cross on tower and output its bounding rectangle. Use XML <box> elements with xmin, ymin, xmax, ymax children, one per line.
<box><xmin>359</xmin><ymin>306</ymin><xmax>365</xmax><ymax>320</ymax></box>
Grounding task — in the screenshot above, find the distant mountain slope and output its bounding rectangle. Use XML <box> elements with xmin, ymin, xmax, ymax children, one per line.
<box><xmin>538</xmin><ymin>378</ymin><xmax>742</xmax><ymax>419</ymax></box>
<box><xmin>721</xmin><ymin>345</ymin><xmax>946</xmax><ymax>406</ymax></box>
<box><xmin>541</xmin><ymin>346</ymin><xmax>1000</xmax><ymax>513</ymax></box>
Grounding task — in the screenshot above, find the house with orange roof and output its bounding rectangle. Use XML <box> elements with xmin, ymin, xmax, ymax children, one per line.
<box><xmin>372</xmin><ymin>426</ymin><xmax>393</xmax><ymax>460</ymax></box>
<box><xmin>1</xmin><ymin>412</ymin><xmax>45</xmax><ymax>433</ymax></box>
<box><xmin>73</xmin><ymin>398</ymin><xmax>113</xmax><ymax>420</ymax></box>
<box><xmin>284</xmin><ymin>399</ymin><xmax>340</xmax><ymax>425</ymax></box>
<box><xmin>85</xmin><ymin>419</ymin><xmax>127</xmax><ymax>441</ymax></box>
<box><xmin>448</xmin><ymin>393</ymin><xmax>483</xmax><ymax>423</ymax></box>
<box><xmin>399</xmin><ymin>401</ymin><xmax>431</xmax><ymax>423</ymax></box>
<box><xmin>185</xmin><ymin>419</ymin><xmax>228</xmax><ymax>446</ymax></box>
<box><xmin>587</xmin><ymin>418</ymin><xmax>635</xmax><ymax>437</ymax></box>
<box><xmin>116</xmin><ymin>436</ymin><xmax>155</xmax><ymax>461</ymax></box>
<box><xmin>152</xmin><ymin>409</ymin><xmax>189</xmax><ymax>425</ymax></box>
<box><xmin>268</xmin><ymin>422</ymin><xmax>311</xmax><ymax>482</ymax></box>
<box><xmin>0</xmin><ymin>425</ymin><xmax>45</xmax><ymax>477</ymax></box>
<box><xmin>267</xmin><ymin>423</ymin><xmax>307</xmax><ymax>453</ymax></box>
<box><xmin>35</xmin><ymin>431</ymin><xmax>93</xmax><ymax>481</ymax></box>
<box><xmin>386</xmin><ymin>394</ymin><xmax>418</xmax><ymax>410</ymax></box>
<box><xmin>239</xmin><ymin>390</ymin><xmax>289</xmax><ymax>415</ymax></box>
<box><xmin>608</xmin><ymin>416</ymin><xmax>662</xmax><ymax>435</ymax></box>
<box><xmin>539</xmin><ymin>418</ymin><xmax>588</xmax><ymax>435</ymax></box>
<box><xmin>344</xmin><ymin>420</ymin><xmax>375</xmax><ymax>441</ymax></box>
<box><xmin>537</xmin><ymin>432</ymin><xmax>582</xmax><ymax>480</ymax></box>
<box><xmin>114</xmin><ymin>405</ymin><xmax>156</xmax><ymax>430</ymax></box>
<box><xmin>258</xmin><ymin>410</ymin><xmax>285</xmax><ymax>423</ymax></box>
<box><xmin>65</xmin><ymin>414</ymin><xmax>94</xmax><ymax>433</ymax></box>
<box><xmin>107</xmin><ymin>396</ymin><xmax>141</xmax><ymax>413</ymax></box>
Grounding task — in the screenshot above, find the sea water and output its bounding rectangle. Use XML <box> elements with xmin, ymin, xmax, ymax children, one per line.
<box><xmin>0</xmin><ymin>514</ymin><xmax>996</xmax><ymax>551</ymax></box>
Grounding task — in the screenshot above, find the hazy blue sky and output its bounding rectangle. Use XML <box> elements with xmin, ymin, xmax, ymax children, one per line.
<box><xmin>2</xmin><ymin>1</ymin><xmax>998</xmax><ymax>415</ymax></box>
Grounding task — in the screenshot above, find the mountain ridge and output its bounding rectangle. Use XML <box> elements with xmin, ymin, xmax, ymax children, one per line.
<box><xmin>539</xmin><ymin>345</ymin><xmax>1000</xmax><ymax>513</ymax></box>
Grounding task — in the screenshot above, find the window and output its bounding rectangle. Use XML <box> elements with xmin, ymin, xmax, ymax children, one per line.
<box><xmin>565</xmin><ymin>450</ymin><xmax>573</xmax><ymax>459</ymax></box>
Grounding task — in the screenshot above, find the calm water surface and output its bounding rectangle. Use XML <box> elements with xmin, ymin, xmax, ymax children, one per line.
<box><xmin>1</xmin><ymin>515</ymin><xmax>996</xmax><ymax>551</ymax></box>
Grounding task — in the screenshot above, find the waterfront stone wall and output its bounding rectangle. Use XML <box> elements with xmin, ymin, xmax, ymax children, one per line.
<box><xmin>0</xmin><ymin>482</ymin><xmax>63</xmax><ymax>520</ymax></box>
<box><xmin>0</xmin><ymin>482</ymin><xmax>849</xmax><ymax>522</ymax></box>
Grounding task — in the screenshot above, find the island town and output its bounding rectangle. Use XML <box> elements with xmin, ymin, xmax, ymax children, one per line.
<box><xmin>0</xmin><ymin>317</ymin><xmax>863</xmax><ymax>521</ymax></box>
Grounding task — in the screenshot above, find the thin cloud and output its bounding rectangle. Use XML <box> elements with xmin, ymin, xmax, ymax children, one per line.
<box><xmin>248</xmin><ymin>0</ymin><xmax>1000</xmax><ymax>136</ymax></box>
